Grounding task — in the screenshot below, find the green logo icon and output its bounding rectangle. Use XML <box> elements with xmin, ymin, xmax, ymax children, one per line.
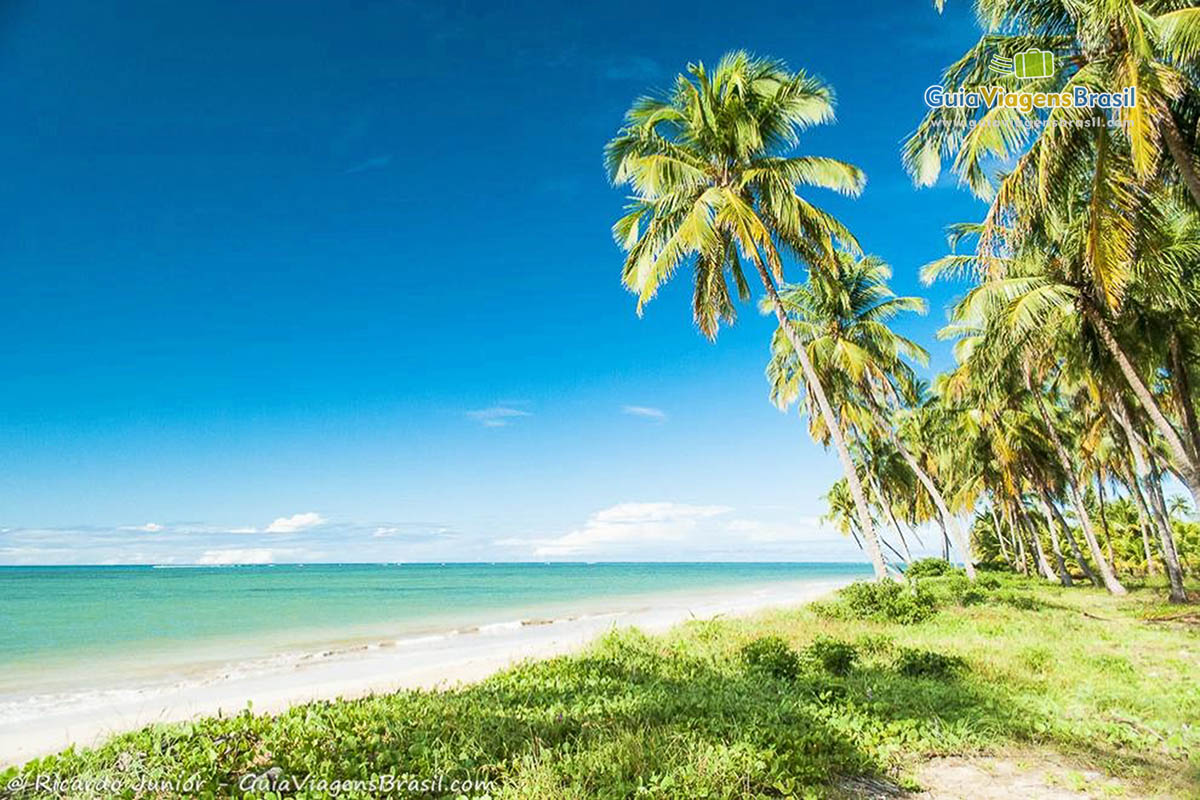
<box><xmin>989</xmin><ymin>49</ymin><xmax>1055</xmax><ymax>79</ymax></box>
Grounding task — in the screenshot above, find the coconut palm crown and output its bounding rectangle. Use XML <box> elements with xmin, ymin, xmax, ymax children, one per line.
<box><xmin>605</xmin><ymin>50</ymin><xmax>865</xmax><ymax>338</ymax></box>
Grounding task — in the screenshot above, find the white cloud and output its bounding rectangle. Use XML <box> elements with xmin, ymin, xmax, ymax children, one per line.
<box><xmin>122</xmin><ymin>522</ymin><xmax>165</xmax><ymax>532</ymax></box>
<box><xmin>467</xmin><ymin>406</ymin><xmax>531</xmax><ymax>428</ymax></box>
<box><xmin>366</xmin><ymin>523</ymin><xmax>454</xmax><ymax>540</ymax></box>
<box><xmin>264</xmin><ymin>512</ymin><xmax>325</xmax><ymax>533</ymax></box>
<box><xmin>621</xmin><ymin>405</ymin><xmax>667</xmax><ymax>421</ymax></box>
<box><xmin>0</xmin><ymin>518</ymin><xmax>463</xmax><ymax>565</ymax></box>
<box><xmin>509</xmin><ymin>502</ymin><xmax>732</xmax><ymax>557</ymax></box>
<box><xmin>197</xmin><ymin>548</ymin><xmax>275</xmax><ymax>565</ymax></box>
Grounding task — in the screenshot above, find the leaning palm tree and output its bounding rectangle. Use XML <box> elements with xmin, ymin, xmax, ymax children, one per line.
<box><xmin>604</xmin><ymin>52</ymin><xmax>887</xmax><ymax>578</ymax></box>
<box><xmin>858</xmin><ymin>435</ymin><xmax>921</xmax><ymax>562</ymax></box>
<box><xmin>912</xmin><ymin>1</ymin><xmax>1200</xmax><ymax>508</ymax></box>
<box><xmin>926</xmin><ymin>188</ymin><xmax>1200</xmax><ymax>515</ymax></box>
<box><xmin>763</xmin><ymin>253</ymin><xmax>978</xmax><ymax>577</ymax></box>
<box><xmin>822</xmin><ymin>478</ymin><xmax>868</xmax><ymax>555</ymax></box>
<box><xmin>930</xmin><ymin>241</ymin><xmax>1131</xmax><ymax>594</ymax></box>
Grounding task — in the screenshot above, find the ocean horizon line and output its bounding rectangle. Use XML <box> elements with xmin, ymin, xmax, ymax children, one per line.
<box><xmin>0</xmin><ymin>559</ymin><xmax>875</xmax><ymax>569</ymax></box>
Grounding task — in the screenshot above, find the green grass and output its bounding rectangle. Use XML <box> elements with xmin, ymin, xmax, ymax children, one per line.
<box><xmin>6</xmin><ymin>574</ymin><xmax>1198</xmax><ymax>799</ymax></box>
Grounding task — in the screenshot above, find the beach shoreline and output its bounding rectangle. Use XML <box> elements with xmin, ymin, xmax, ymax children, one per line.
<box><xmin>0</xmin><ymin>577</ymin><xmax>850</xmax><ymax>767</ymax></box>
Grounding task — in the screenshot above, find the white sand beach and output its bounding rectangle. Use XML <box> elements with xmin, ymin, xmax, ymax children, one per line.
<box><xmin>0</xmin><ymin>578</ymin><xmax>848</xmax><ymax>767</ymax></box>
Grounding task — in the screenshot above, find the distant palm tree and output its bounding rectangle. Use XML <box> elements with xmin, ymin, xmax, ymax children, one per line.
<box><xmin>605</xmin><ymin>52</ymin><xmax>887</xmax><ymax>578</ymax></box>
<box><xmin>1168</xmin><ymin>495</ymin><xmax>1194</xmax><ymax>519</ymax></box>
<box><xmin>856</xmin><ymin>435</ymin><xmax>920</xmax><ymax>563</ymax></box>
<box><xmin>822</xmin><ymin>478</ymin><xmax>865</xmax><ymax>552</ymax></box>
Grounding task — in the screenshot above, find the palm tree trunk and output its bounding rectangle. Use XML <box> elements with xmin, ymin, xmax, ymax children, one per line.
<box><xmin>1094</xmin><ymin>475</ymin><xmax>1116</xmax><ymax>569</ymax></box>
<box><xmin>1034</xmin><ymin>490</ymin><xmax>1072</xmax><ymax>586</ymax></box>
<box><xmin>847</xmin><ymin>521</ymin><xmax>864</xmax><ymax>552</ymax></box>
<box><xmin>1014</xmin><ymin>522</ymin><xmax>1032</xmax><ymax>575</ymax></box>
<box><xmin>879</xmin><ymin>533</ymin><xmax>909</xmax><ymax>564</ymax></box>
<box><xmin>1115</xmin><ymin>455</ymin><xmax>1160</xmax><ymax>576</ymax></box>
<box><xmin>1085</xmin><ymin>306</ymin><xmax>1200</xmax><ymax>508</ymax></box>
<box><xmin>1162</xmin><ymin>113</ymin><xmax>1200</xmax><ymax>210</ymax></box>
<box><xmin>1032</xmin><ymin>482</ymin><xmax>1080</xmax><ymax>587</ymax></box>
<box><xmin>906</xmin><ymin>522</ymin><xmax>926</xmax><ymax>550</ymax></box>
<box><xmin>1139</xmin><ymin>514</ymin><xmax>1158</xmax><ymax>576</ymax></box>
<box><xmin>755</xmin><ymin>262</ymin><xmax>888</xmax><ymax>580</ymax></box>
<box><xmin>869</xmin><ymin>472</ymin><xmax>912</xmax><ymax>562</ymax></box>
<box><xmin>1003</xmin><ymin>502</ymin><xmax>1028</xmax><ymax>575</ymax></box>
<box><xmin>1120</xmin><ymin>463</ymin><xmax>1160</xmax><ymax>576</ymax></box>
<box><xmin>1017</xmin><ymin>500</ymin><xmax>1057</xmax><ymax>582</ymax></box>
<box><xmin>1030</xmin><ymin>524</ymin><xmax>1057</xmax><ymax>582</ymax></box>
<box><xmin>869</xmin><ymin>407</ymin><xmax>976</xmax><ymax>579</ymax></box>
<box><xmin>1030</xmin><ymin>386</ymin><xmax>1126</xmax><ymax>594</ymax></box>
<box><xmin>1043</xmin><ymin>488</ymin><xmax>1101</xmax><ymax>587</ymax></box>
<box><xmin>1145</xmin><ymin>442</ymin><xmax>1190</xmax><ymax>603</ymax></box>
<box><xmin>989</xmin><ymin>503</ymin><xmax>1010</xmax><ymax>564</ymax></box>
<box><xmin>1168</xmin><ymin>332</ymin><xmax>1200</xmax><ymax>465</ymax></box>
<box><xmin>1110</xmin><ymin>401</ymin><xmax>1187</xmax><ymax>602</ymax></box>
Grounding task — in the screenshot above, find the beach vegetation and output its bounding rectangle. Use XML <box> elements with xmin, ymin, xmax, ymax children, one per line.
<box><xmin>814</xmin><ymin>576</ymin><xmax>939</xmax><ymax>624</ymax></box>
<box><xmin>803</xmin><ymin>636</ymin><xmax>859</xmax><ymax>677</ymax></box>
<box><xmin>739</xmin><ymin>634</ymin><xmax>803</xmax><ymax>681</ymax></box>
<box><xmin>903</xmin><ymin>558</ymin><xmax>956</xmax><ymax>580</ymax></box>
<box><xmin>6</xmin><ymin>575</ymin><xmax>1197</xmax><ymax>798</ymax></box>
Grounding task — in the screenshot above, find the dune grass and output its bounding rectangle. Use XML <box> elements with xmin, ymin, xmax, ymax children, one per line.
<box><xmin>5</xmin><ymin>573</ymin><xmax>1198</xmax><ymax>798</ymax></box>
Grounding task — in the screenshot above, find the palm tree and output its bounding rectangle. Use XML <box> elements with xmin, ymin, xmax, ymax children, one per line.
<box><xmin>908</xmin><ymin>0</ymin><xmax>1200</xmax><ymax>207</ymax></box>
<box><xmin>823</xmin><ymin>478</ymin><xmax>866</xmax><ymax>554</ymax></box>
<box><xmin>857</xmin><ymin>435</ymin><xmax>920</xmax><ymax>562</ymax></box>
<box><xmin>604</xmin><ymin>52</ymin><xmax>887</xmax><ymax>578</ymax></box>
<box><xmin>930</xmin><ymin>280</ymin><xmax>1130</xmax><ymax>593</ymax></box>
<box><xmin>925</xmin><ymin>188</ymin><xmax>1200</xmax><ymax>514</ymax></box>
<box><xmin>911</xmin><ymin>0</ymin><xmax>1200</xmax><ymax>513</ymax></box>
<box><xmin>763</xmin><ymin>253</ymin><xmax>977</xmax><ymax>578</ymax></box>
<box><xmin>762</xmin><ymin>253</ymin><xmax>928</xmax><ymax>577</ymax></box>
<box><xmin>892</xmin><ymin>396</ymin><xmax>979</xmax><ymax>579</ymax></box>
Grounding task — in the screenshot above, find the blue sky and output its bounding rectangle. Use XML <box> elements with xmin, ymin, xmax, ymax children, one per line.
<box><xmin>0</xmin><ymin>0</ymin><xmax>988</xmax><ymax>565</ymax></box>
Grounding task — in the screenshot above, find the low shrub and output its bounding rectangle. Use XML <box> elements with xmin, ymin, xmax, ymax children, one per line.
<box><xmin>904</xmin><ymin>558</ymin><xmax>957</xmax><ymax>579</ymax></box>
<box><xmin>854</xmin><ymin>633</ymin><xmax>895</xmax><ymax>656</ymax></box>
<box><xmin>805</xmin><ymin>637</ymin><xmax>859</xmax><ymax>676</ymax></box>
<box><xmin>795</xmin><ymin>676</ymin><xmax>849</xmax><ymax>703</ymax></box>
<box><xmin>994</xmin><ymin>590</ymin><xmax>1040</xmax><ymax>611</ymax></box>
<box><xmin>977</xmin><ymin>574</ymin><xmax>1002</xmax><ymax>590</ymax></box>
<box><xmin>819</xmin><ymin>579</ymin><xmax>939</xmax><ymax>624</ymax></box>
<box><xmin>895</xmin><ymin>647</ymin><xmax>966</xmax><ymax>680</ymax></box>
<box><xmin>739</xmin><ymin>635</ymin><xmax>802</xmax><ymax>681</ymax></box>
<box><xmin>938</xmin><ymin>573</ymin><xmax>987</xmax><ymax>606</ymax></box>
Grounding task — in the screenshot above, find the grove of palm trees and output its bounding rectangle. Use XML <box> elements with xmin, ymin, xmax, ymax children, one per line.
<box><xmin>606</xmin><ymin>0</ymin><xmax>1200</xmax><ymax>606</ymax></box>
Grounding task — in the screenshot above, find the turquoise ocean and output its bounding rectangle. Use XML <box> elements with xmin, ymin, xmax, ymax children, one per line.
<box><xmin>0</xmin><ymin>562</ymin><xmax>869</xmax><ymax>709</ymax></box>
